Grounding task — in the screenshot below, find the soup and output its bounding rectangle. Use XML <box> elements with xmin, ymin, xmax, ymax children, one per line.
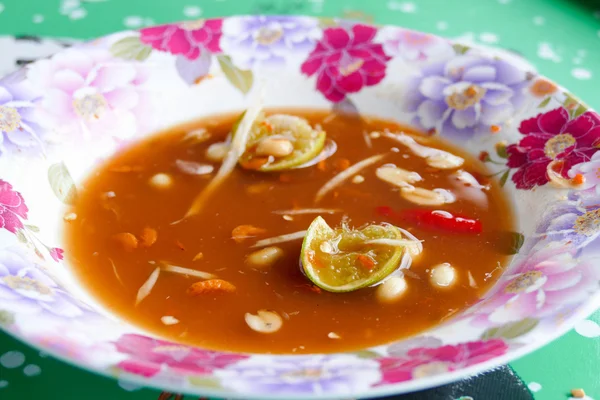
<box><xmin>65</xmin><ymin>109</ymin><xmax>515</xmax><ymax>354</ymax></box>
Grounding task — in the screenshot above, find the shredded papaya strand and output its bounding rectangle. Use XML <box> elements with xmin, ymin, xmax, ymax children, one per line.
<box><xmin>136</xmin><ymin>267</ymin><xmax>160</xmax><ymax>306</ymax></box>
<box><xmin>251</xmin><ymin>230</ymin><xmax>307</xmax><ymax>248</ymax></box>
<box><xmin>161</xmin><ymin>263</ymin><xmax>216</xmax><ymax>279</ymax></box>
<box><xmin>183</xmin><ymin>89</ymin><xmax>264</xmax><ymax>219</ymax></box>
<box><xmin>315</xmin><ymin>154</ymin><xmax>385</xmax><ymax>203</ymax></box>
<box><xmin>272</xmin><ymin>208</ymin><xmax>341</xmax><ymax>215</ymax></box>
<box><xmin>108</xmin><ymin>258</ymin><xmax>124</xmax><ymax>286</ymax></box>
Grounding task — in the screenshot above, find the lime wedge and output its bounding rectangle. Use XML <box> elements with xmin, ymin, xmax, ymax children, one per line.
<box><xmin>300</xmin><ymin>216</ymin><xmax>406</xmax><ymax>293</ymax></box>
<box><xmin>238</xmin><ymin>114</ymin><xmax>326</xmax><ymax>172</ymax></box>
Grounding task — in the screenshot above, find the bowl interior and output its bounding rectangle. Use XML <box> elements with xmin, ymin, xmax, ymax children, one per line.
<box><xmin>1</xmin><ymin>16</ymin><xmax>599</xmax><ymax>399</ymax></box>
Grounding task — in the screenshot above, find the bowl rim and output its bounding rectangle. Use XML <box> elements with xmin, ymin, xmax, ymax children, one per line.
<box><xmin>4</xmin><ymin>291</ymin><xmax>599</xmax><ymax>400</ymax></box>
<box><xmin>1</xmin><ymin>13</ymin><xmax>599</xmax><ymax>399</ymax></box>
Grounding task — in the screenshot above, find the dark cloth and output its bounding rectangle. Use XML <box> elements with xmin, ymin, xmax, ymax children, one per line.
<box><xmin>382</xmin><ymin>366</ymin><xmax>534</xmax><ymax>400</ymax></box>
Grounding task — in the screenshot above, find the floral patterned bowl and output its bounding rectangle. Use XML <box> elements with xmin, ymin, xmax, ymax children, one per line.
<box><xmin>1</xmin><ymin>15</ymin><xmax>599</xmax><ymax>399</ymax></box>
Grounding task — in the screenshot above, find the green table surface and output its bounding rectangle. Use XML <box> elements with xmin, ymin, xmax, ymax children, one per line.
<box><xmin>1</xmin><ymin>0</ymin><xmax>599</xmax><ymax>399</ymax></box>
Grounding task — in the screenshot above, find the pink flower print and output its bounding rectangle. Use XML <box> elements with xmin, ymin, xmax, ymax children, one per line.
<box><xmin>114</xmin><ymin>334</ymin><xmax>247</xmax><ymax>378</ymax></box>
<box><xmin>0</xmin><ymin>179</ymin><xmax>28</xmax><ymax>233</ymax></box>
<box><xmin>468</xmin><ymin>243</ymin><xmax>600</xmax><ymax>326</ymax></box>
<box><xmin>49</xmin><ymin>248</ymin><xmax>64</xmax><ymax>262</ymax></box>
<box><xmin>301</xmin><ymin>24</ymin><xmax>391</xmax><ymax>102</ymax></box>
<box><xmin>507</xmin><ymin>107</ymin><xmax>600</xmax><ymax>189</ymax></box>
<box><xmin>27</xmin><ymin>48</ymin><xmax>153</xmax><ymax>141</ymax></box>
<box><xmin>378</xmin><ymin>339</ymin><xmax>508</xmax><ymax>384</ymax></box>
<box><xmin>140</xmin><ymin>19</ymin><xmax>223</xmax><ymax>59</ymax></box>
<box><xmin>381</xmin><ymin>27</ymin><xmax>453</xmax><ymax>61</ymax></box>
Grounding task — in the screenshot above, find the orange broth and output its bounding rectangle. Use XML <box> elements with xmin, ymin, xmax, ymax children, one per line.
<box><xmin>65</xmin><ymin>109</ymin><xmax>515</xmax><ymax>354</ymax></box>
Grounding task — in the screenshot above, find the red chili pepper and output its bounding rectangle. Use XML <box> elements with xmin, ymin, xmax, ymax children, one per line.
<box><xmin>375</xmin><ymin>206</ymin><xmax>482</xmax><ymax>234</ymax></box>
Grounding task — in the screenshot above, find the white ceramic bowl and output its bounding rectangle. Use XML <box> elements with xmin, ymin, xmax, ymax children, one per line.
<box><xmin>1</xmin><ymin>16</ymin><xmax>599</xmax><ymax>399</ymax></box>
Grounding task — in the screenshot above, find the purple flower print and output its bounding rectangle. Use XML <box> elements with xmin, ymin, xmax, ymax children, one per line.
<box><xmin>0</xmin><ymin>72</ymin><xmax>45</xmax><ymax>156</ymax></box>
<box><xmin>0</xmin><ymin>246</ymin><xmax>88</xmax><ymax>318</ymax></box>
<box><xmin>404</xmin><ymin>54</ymin><xmax>532</xmax><ymax>138</ymax></box>
<box><xmin>468</xmin><ymin>243</ymin><xmax>600</xmax><ymax>326</ymax></box>
<box><xmin>569</xmin><ymin>151</ymin><xmax>600</xmax><ymax>195</ymax></box>
<box><xmin>380</xmin><ymin>27</ymin><xmax>453</xmax><ymax>61</ymax></box>
<box><xmin>220</xmin><ymin>16</ymin><xmax>320</xmax><ymax>69</ymax></box>
<box><xmin>27</xmin><ymin>47</ymin><xmax>152</xmax><ymax>141</ymax></box>
<box><xmin>531</xmin><ymin>188</ymin><xmax>600</xmax><ymax>251</ymax></box>
<box><xmin>214</xmin><ymin>354</ymin><xmax>381</xmax><ymax>395</ymax></box>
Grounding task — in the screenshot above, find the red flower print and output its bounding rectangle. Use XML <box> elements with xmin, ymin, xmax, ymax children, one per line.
<box><xmin>140</xmin><ymin>20</ymin><xmax>223</xmax><ymax>60</ymax></box>
<box><xmin>507</xmin><ymin>107</ymin><xmax>600</xmax><ymax>189</ymax></box>
<box><xmin>49</xmin><ymin>248</ymin><xmax>64</xmax><ymax>262</ymax></box>
<box><xmin>115</xmin><ymin>334</ymin><xmax>247</xmax><ymax>378</ymax></box>
<box><xmin>300</xmin><ymin>24</ymin><xmax>391</xmax><ymax>102</ymax></box>
<box><xmin>378</xmin><ymin>339</ymin><xmax>508</xmax><ymax>384</ymax></box>
<box><xmin>0</xmin><ymin>180</ymin><xmax>28</xmax><ymax>233</ymax></box>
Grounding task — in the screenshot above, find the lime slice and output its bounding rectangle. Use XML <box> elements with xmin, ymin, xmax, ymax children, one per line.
<box><xmin>300</xmin><ymin>216</ymin><xmax>406</xmax><ymax>293</ymax></box>
<box><xmin>238</xmin><ymin>114</ymin><xmax>326</xmax><ymax>171</ymax></box>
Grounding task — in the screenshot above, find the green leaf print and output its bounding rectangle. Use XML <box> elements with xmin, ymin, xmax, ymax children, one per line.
<box><xmin>318</xmin><ymin>17</ymin><xmax>339</xmax><ymax>28</ymax></box>
<box><xmin>563</xmin><ymin>92</ymin><xmax>589</xmax><ymax>119</ymax></box>
<box><xmin>16</xmin><ymin>229</ymin><xmax>28</xmax><ymax>243</ymax></box>
<box><xmin>350</xmin><ymin>350</ymin><xmax>380</xmax><ymax>359</ymax></box>
<box><xmin>481</xmin><ymin>318</ymin><xmax>539</xmax><ymax>340</ymax></box>
<box><xmin>188</xmin><ymin>376</ymin><xmax>223</xmax><ymax>389</ymax></box>
<box><xmin>499</xmin><ymin>169</ymin><xmax>510</xmax><ymax>187</ymax></box>
<box><xmin>24</xmin><ymin>224</ymin><xmax>40</xmax><ymax>233</ymax></box>
<box><xmin>452</xmin><ymin>43</ymin><xmax>470</xmax><ymax>55</ymax></box>
<box><xmin>508</xmin><ymin>232</ymin><xmax>525</xmax><ymax>254</ymax></box>
<box><xmin>537</xmin><ymin>96</ymin><xmax>551</xmax><ymax>108</ymax></box>
<box><xmin>495</xmin><ymin>142</ymin><xmax>508</xmax><ymax>159</ymax></box>
<box><xmin>216</xmin><ymin>55</ymin><xmax>254</xmax><ymax>95</ymax></box>
<box><xmin>48</xmin><ymin>162</ymin><xmax>78</xmax><ymax>205</ymax></box>
<box><xmin>110</xmin><ymin>36</ymin><xmax>153</xmax><ymax>61</ymax></box>
<box><xmin>0</xmin><ymin>310</ymin><xmax>15</xmax><ymax>327</ymax></box>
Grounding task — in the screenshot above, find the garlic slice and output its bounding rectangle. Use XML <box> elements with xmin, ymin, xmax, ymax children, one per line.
<box><xmin>400</xmin><ymin>187</ymin><xmax>455</xmax><ymax>206</ymax></box>
<box><xmin>245</xmin><ymin>310</ymin><xmax>283</xmax><ymax>333</ymax></box>
<box><xmin>385</xmin><ymin>132</ymin><xmax>464</xmax><ymax>169</ymax></box>
<box><xmin>376</xmin><ymin>165</ymin><xmax>422</xmax><ymax>188</ymax></box>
